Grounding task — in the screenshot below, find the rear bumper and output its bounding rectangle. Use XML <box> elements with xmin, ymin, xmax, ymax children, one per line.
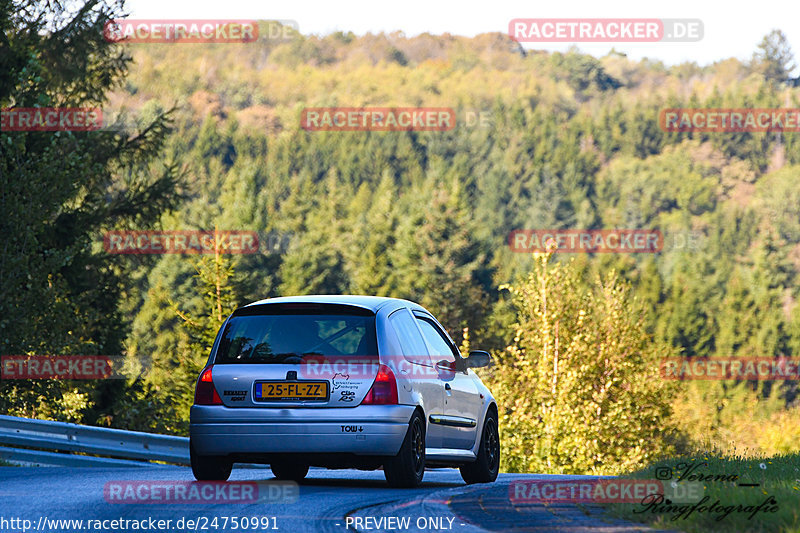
<box><xmin>190</xmin><ymin>404</ymin><xmax>415</xmax><ymax>456</ymax></box>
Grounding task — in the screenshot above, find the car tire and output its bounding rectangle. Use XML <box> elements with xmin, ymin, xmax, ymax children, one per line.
<box><xmin>384</xmin><ymin>411</ymin><xmax>425</xmax><ymax>488</ymax></box>
<box><xmin>460</xmin><ymin>411</ymin><xmax>500</xmax><ymax>484</ymax></box>
<box><xmin>190</xmin><ymin>441</ymin><xmax>232</xmax><ymax>481</ymax></box>
<box><xmin>270</xmin><ymin>462</ymin><xmax>309</xmax><ymax>481</ymax></box>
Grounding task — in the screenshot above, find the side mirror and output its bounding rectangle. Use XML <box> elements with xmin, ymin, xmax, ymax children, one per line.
<box><xmin>466</xmin><ymin>350</ymin><xmax>492</xmax><ymax>368</ymax></box>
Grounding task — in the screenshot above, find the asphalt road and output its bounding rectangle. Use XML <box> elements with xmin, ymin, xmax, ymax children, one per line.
<box><xmin>0</xmin><ymin>466</ymin><xmax>663</xmax><ymax>533</ymax></box>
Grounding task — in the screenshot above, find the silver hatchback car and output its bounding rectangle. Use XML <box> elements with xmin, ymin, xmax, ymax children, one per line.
<box><xmin>189</xmin><ymin>295</ymin><xmax>499</xmax><ymax>487</ymax></box>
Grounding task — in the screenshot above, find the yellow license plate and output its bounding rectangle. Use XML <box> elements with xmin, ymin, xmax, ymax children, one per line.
<box><xmin>255</xmin><ymin>381</ymin><xmax>328</xmax><ymax>401</ymax></box>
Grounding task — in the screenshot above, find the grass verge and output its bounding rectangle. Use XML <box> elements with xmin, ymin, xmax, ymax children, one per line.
<box><xmin>603</xmin><ymin>453</ymin><xmax>800</xmax><ymax>532</ymax></box>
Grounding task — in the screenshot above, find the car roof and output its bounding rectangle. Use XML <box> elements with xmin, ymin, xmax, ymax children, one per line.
<box><xmin>242</xmin><ymin>295</ymin><xmax>425</xmax><ymax>314</ymax></box>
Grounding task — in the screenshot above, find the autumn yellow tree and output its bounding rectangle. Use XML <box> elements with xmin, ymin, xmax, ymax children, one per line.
<box><xmin>490</xmin><ymin>251</ymin><xmax>678</xmax><ymax>474</ymax></box>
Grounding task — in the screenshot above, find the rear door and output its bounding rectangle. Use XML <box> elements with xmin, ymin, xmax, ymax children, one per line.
<box><xmin>386</xmin><ymin>308</ymin><xmax>446</xmax><ymax>449</ymax></box>
<box><xmin>414</xmin><ymin>312</ymin><xmax>481</xmax><ymax>450</ymax></box>
<box><xmin>209</xmin><ymin>303</ymin><xmax>379</xmax><ymax>408</ymax></box>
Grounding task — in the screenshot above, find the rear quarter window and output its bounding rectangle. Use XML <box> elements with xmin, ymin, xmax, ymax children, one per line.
<box><xmin>388</xmin><ymin>308</ymin><xmax>432</xmax><ymax>365</ymax></box>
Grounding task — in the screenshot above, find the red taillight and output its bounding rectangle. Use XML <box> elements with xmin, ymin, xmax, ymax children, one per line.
<box><xmin>361</xmin><ymin>364</ymin><xmax>398</xmax><ymax>405</ymax></box>
<box><xmin>194</xmin><ymin>366</ymin><xmax>222</xmax><ymax>405</ymax></box>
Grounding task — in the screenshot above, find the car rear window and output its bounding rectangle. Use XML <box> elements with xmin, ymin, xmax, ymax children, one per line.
<box><xmin>214</xmin><ymin>304</ymin><xmax>377</xmax><ymax>364</ymax></box>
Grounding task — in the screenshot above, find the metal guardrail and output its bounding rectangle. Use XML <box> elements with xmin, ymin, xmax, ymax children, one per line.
<box><xmin>0</xmin><ymin>414</ymin><xmax>189</xmax><ymax>466</ymax></box>
<box><xmin>0</xmin><ymin>446</ymin><xmax>164</xmax><ymax>467</ymax></box>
